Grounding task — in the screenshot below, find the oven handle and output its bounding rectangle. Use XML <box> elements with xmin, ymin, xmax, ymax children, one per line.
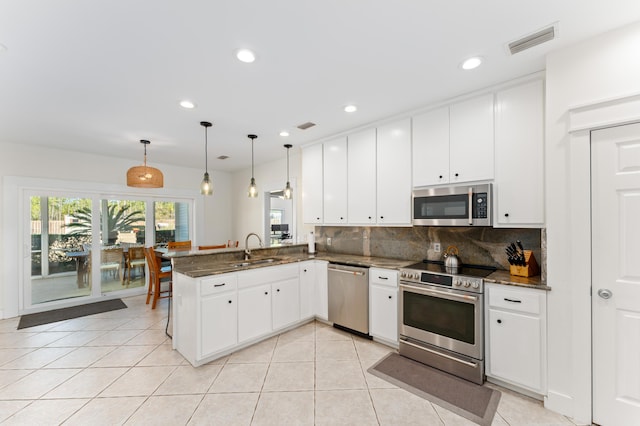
<box><xmin>400</xmin><ymin>283</ymin><xmax>479</xmax><ymax>303</ymax></box>
<box><xmin>400</xmin><ymin>338</ymin><xmax>478</xmax><ymax>368</ymax></box>
<box><xmin>468</xmin><ymin>187</ymin><xmax>473</xmax><ymax>225</ymax></box>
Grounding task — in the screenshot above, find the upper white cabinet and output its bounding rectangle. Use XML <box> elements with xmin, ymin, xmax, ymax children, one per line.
<box><xmin>449</xmin><ymin>93</ymin><xmax>495</xmax><ymax>183</ymax></box>
<box><xmin>348</xmin><ymin>128</ymin><xmax>377</xmax><ymax>224</ymax></box>
<box><xmin>302</xmin><ymin>143</ymin><xmax>323</xmax><ymax>224</ymax></box>
<box><xmin>413</xmin><ymin>107</ymin><xmax>450</xmax><ymax>186</ymax></box>
<box><xmin>494</xmin><ymin>80</ymin><xmax>544</xmax><ymax>227</ymax></box>
<box><xmin>377</xmin><ymin>118</ymin><xmax>412</xmax><ymax>225</ymax></box>
<box><xmin>323</xmin><ymin>137</ymin><xmax>348</xmax><ymax>224</ymax></box>
<box><xmin>413</xmin><ymin>94</ymin><xmax>494</xmax><ymax>187</ymax></box>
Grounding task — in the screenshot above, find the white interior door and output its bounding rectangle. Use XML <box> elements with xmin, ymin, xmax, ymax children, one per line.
<box><xmin>592</xmin><ymin>122</ymin><xmax>640</xmax><ymax>425</ymax></box>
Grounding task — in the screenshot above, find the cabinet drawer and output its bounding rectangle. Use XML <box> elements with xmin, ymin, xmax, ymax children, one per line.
<box><xmin>238</xmin><ymin>264</ymin><xmax>299</xmax><ymax>288</ymax></box>
<box><xmin>201</xmin><ymin>274</ymin><xmax>238</xmax><ymax>296</ymax></box>
<box><xmin>488</xmin><ymin>286</ymin><xmax>541</xmax><ymax>315</ymax></box>
<box><xmin>370</xmin><ymin>268</ymin><xmax>398</xmax><ymax>288</ymax></box>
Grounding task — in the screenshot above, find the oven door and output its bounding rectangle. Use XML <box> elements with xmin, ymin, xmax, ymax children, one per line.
<box><xmin>399</xmin><ymin>282</ymin><xmax>483</xmax><ymax>360</ymax></box>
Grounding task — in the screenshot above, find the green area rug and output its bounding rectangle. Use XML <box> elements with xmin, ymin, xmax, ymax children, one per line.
<box><xmin>17</xmin><ymin>299</ymin><xmax>127</xmax><ymax>329</ymax></box>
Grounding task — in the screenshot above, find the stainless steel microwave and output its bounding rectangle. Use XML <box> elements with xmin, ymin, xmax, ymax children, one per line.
<box><xmin>413</xmin><ymin>183</ymin><xmax>492</xmax><ymax>226</ymax></box>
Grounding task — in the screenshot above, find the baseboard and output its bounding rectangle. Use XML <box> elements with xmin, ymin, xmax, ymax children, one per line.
<box><xmin>485</xmin><ymin>376</ymin><xmax>544</xmax><ymax>401</ymax></box>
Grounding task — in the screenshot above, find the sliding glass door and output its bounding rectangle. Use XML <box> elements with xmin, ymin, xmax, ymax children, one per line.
<box><xmin>25</xmin><ymin>192</ymin><xmax>192</xmax><ymax>310</ymax></box>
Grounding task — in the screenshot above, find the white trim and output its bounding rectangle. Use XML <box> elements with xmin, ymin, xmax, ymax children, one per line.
<box><xmin>3</xmin><ymin>175</ymin><xmax>202</xmax><ymax>319</ymax></box>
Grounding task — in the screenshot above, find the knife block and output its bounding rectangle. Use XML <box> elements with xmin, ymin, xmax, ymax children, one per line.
<box><xmin>510</xmin><ymin>250</ymin><xmax>539</xmax><ymax>277</ymax></box>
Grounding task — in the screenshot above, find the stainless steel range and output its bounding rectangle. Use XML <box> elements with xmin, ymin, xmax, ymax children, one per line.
<box><xmin>398</xmin><ymin>260</ymin><xmax>495</xmax><ymax>385</ymax></box>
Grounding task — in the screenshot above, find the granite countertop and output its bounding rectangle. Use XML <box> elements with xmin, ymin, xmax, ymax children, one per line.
<box><xmin>485</xmin><ymin>270</ymin><xmax>550</xmax><ymax>291</ymax></box>
<box><xmin>171</xmin><ymin>248</ymin><xmax>549</xmax><ymax>290</ymax></box>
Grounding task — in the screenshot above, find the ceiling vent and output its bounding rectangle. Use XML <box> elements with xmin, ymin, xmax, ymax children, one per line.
<box><xmin>508</xmin><ymin>24</ymin><xmax>556</xmax><ymax>55</ymax></box>
<box><xmin>297</xmin><ymin>121</ymin><xmax>316</xmax><ymax>130</ymax></box>
<box><xmin>217</xmin><ymin>155</ymin><xmax>229</xmax><ymax>160</ymax></box>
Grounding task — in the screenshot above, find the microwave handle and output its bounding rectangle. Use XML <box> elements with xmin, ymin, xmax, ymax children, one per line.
<box><xmin>468</xmin><ymin>187</ymin><xmax>473</xmax><ymax>225</ymax></box>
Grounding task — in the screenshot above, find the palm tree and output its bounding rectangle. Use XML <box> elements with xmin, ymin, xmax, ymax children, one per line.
<box><xmin>65</xmin><ymin>204</ymin><xmax>144</xmax><ymax>243</ymax></box>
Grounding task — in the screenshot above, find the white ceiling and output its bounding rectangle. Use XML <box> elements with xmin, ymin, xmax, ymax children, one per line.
<box><xmin>1</xmin><ymin>1</ymin><xmax>639</xmax><ymax>172</ymax></box>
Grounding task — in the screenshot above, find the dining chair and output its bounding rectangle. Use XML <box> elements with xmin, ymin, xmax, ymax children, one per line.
<box><xmin>100</xmin><ymin>247</ymin><xmax>123</xmax><ymax>281</ymax></box>
<box><xmin>167</xmin><ymin>240</ymin><xmax>192</xmax><ymax>250</ymax></box>
<box><xmin>198</xmin><ymin>244</ymin><xmax>227</xmax><ymax>250</ymax></box>
<box><xmin>144</xmin><ymin>247</ymin><xmax>172</xmax><ymax>309</ymax></box>
<box><xmin>123</xmin><ymin>246</ymin><xmax>146</xmax><ymax>286</ymax></box>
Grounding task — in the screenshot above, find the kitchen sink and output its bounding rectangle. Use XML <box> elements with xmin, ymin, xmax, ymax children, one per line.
<box><xmin>231</xmin><ymin>257</ymin><xmax>280</xmax><ymax>268</ymax></box>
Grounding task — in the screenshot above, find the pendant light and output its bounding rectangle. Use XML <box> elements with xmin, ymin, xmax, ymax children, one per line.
<box><xmin>126</xmin><ymin>140</ymin><xmax>164</xmax><ymax>188</ymax></box>
<box><xmin>247</xmin><ymin>134</ymin><xmax>258</xmax><ymax>198</ymax></box>
<box><xmin>200</xmin><ymin>121</ymin><xmax>213</xmax><ymax>195</ymax></box>
<box><xmin>283</xmin><ymin>144</ymin><xmax>293</xmax><ymax>199</ymax></box>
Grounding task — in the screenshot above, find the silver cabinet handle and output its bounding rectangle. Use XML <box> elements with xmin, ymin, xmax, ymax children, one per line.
<box><xmin>597</xmin><ymin>288</ymin><xmax>613</xmax><ymax>299</ymax></box>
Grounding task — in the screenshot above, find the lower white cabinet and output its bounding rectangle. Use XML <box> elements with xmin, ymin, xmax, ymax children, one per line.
<box><xmin>314</xmin><ymin>260</ymin><xmax>329</xmax><ymax>320</ymax></box>
<box><xmin>272</xmin><ymin>278</ymin><xmax>300</xmax><ymax>329</ymax></box>
<box><xmin>201</xmin><ymin>291</ymin><xmax>238</xmax><ymax>357</ymax></box>
<box><xmin>369</xmin><ymin>268</ymin><xmax>398</xmax><ymax>345</ymax></box>
<box><xmin>485</xmin><ymin>284</ymin><xmax>547</xmax><ymax>395</ymax></box>
<box><xmin>299</xmin><ymin>261</ymin><xmax>315</xmax><ymax>320</ymax></box>
<box><xmin>238</xmin><ymin>283</ymin><xmax>272</xmax><ymax>343</ymax></box>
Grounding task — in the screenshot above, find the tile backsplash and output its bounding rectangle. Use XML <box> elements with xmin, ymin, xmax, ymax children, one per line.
<box><xmin>315</xmin><ymin>226</ymin><xmax>545</xmax><ymax>280</ymax></box>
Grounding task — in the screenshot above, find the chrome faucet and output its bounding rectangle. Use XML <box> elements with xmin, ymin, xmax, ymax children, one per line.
<box><xmin>244</xmin><ymin>232</ymin><xmax>263</xmax><ymax>260</ymax></box>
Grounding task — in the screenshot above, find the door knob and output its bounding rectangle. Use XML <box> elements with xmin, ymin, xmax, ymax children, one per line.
<box><xmin>597</xmin><ymin>288</ymin><xmax>613</xmax><ymax>299</ymax></box>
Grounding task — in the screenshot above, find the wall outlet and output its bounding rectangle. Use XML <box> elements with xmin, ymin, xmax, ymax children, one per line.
<box><xmin>327</xmin><ymin>237</ymin><xmax>332</xmax><ymax>246</ymax></box>
<box><xmin>433</xmin><ymin>243</ymin><xmax>441</xmax><ymax>253</ymax></box>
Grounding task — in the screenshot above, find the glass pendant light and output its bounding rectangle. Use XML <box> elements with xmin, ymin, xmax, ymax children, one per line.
<box><xmin>247</xmin><ymin>134</ymin><xmax>258</xmax><ymax>198</ymax></box>
<box><xmin>200</xmin><ymin>121</ymin><xmax>213</xmax><ymax>195</ymax></box>
<box><xmin>126</xmin><ymin>140</ymin><xmax>164</xmax><ymax>188</ymax></box>
<box><xmin>283</xmin><ymin>144</ymin><xmax>293</xmax><ymax>199</ymax></box>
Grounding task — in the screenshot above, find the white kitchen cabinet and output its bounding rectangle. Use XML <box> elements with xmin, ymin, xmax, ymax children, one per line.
<box><xmin>323</xmin><ymin>137</ymin><xmax>348</xmax><ymax>224</ymax></box>
<box><xmin>238</xmin><ymin>283</ymin><xmax>272</xmax><ymax>343</ymax></box>
<box><xmin>299</xmin><ymin>261</ymin><xmax>315</xmax><ymax>320</ymax></box>
<box><xmin>494</xmin><ymin>80</ymin><xmax>545</xmax><ymax>227</ymax></box>
<box><xmin>348</xmin><ymin>128</ymin><xmax>377</xmax><ymax>224</ymax></box>
<box><xmin>302</xmin><ymin>143</ymin><xmax>323</xmax><ymax>224</ymax></box>
<box><xmin>369</xmin><ymin>268</ymin><xmax>398</xmax><ymax>345</ymax></box>
<box><xmin>272</xmin><ymin>277</ymin><xmax>300</xmax><ymax>329</ymax></box>
<box><xmin>412</xmin><ymin>107</ymin><xmax>450</xmax><ymax>187</ymax></box>
<box><xmin>377</xmin><ymin>118</ymin><xmax>412</xmax><ymax>225</ymax></box>
<box><xmin>314</xmin><ymin>260</ymin><xmax>329</xmax><ymax>320</ymax></box>
<box><xmin>449</xmin><ymin>93</ymin><xmax>495</xmax><ymax>183</ymax></box>
<box><xmin>173</xmin><ymin>272</ymin><xmax>239</xmax><ymax>366</ymax></box>
<box><xmin>485</xmin><ymin>283</ymin><xmax>547</xmax><ymax>396</ymax></box>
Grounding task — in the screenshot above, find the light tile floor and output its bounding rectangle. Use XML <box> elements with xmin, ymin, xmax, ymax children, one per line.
<box><xmin>0</xmin><ymin>295</ymin><xmax>578</xmax><ymax>425</ymax></box>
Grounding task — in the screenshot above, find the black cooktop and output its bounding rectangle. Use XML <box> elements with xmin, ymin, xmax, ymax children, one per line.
<box><xmin>403</xmin><ymin>259</ymin><xmax>497</xmax><ymax>278</ymax></box>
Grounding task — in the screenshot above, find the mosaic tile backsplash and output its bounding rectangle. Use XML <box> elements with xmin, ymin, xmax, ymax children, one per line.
<box><xmin>314</xmin><ymin>226</ymin><xmax>545</xmax><ymax>280</ymax></box>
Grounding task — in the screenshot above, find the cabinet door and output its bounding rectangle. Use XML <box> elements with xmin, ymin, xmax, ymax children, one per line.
<box><xmin>238</xmin><ymin>284</ymin><xmax>272</xmax><ymax>343</ymax></box>
<box><xmin>302</xmin><ymin>144</ymin><xmax>323</xmax><ymax>224</ymax></box>
<box><xmin>370</xmin><ymin>285</ymin><xmax>398</xmax><ymax>343</ymax></box>
<box><xmin>487</xmin><ymin>308</ymin><xmax>542</xmax><ymax>392</ymax></box>
<box><xmin>348</xmin><ymin>128</ymin><xmax>377</xmax><ymax>224</ymax></box>
<box><xmin>314</xmin><ymin>261</ymin><xmax>329</xmax><ymax>320</ymax></box>
<box><xmin>323</xmin><ymin>137</ymin><xmax>348</xmax><ymax>224</ymax></box>
<box><xmin>201</xmin><ymin>292</ymin><xmax>238</xmax><ymax>357</ymax></box>
<box><xmin>299</xmin><ymin>261</ymin><xmax>315</xmax><ymax>320</ymax></box>
<box><xmin>449</xmin><ymin>94</ymin><xmax>494</xmax><ymax>183</ymax></box>
<box><xmin>412</xmin><ymin>107</ymin><xmax>450</xmax><ymax>186</ymax></box>
<box><xmin>494</xmin><ymin>80</ymin><xmax>544</xmax><ymax>227</ymax></box>
<box><xmin>272</xmin><ymin>278</ymin><xmax>300</xmax><ymax>330</ymax></box>
<box><xmin>377</xmin><ymin>118</ymin><xmax>412</xmax><ymax>225</ymax></box>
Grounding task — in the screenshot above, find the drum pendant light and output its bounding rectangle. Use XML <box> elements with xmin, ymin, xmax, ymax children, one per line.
<box><xmin>247</xmin><ymin>134</ymin><xmax>258</xmax><ymax>198</ymax></box>
<box><xmin>283</xmin><ymin>144</ymin><xmax>293</xmax><ymax>199</ymax></box>
<box><xmin>200</xmin><ymin>121</ymin><xmax>213</xmax><ymax>195</ymax></box>
<box><xmin>126</xmin><ymin>140</ymin><xmax>164</xmax><ymax>188</ymax></box>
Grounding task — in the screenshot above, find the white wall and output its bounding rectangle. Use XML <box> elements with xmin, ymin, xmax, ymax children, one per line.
<box><xmin>545</xmin><ymin>21</ymin><xmax>640</xmax><ymax>423</ymax></box>
<box><xmin>231</xmin><ymin>149</ymin><xmax>302</xmax><ymax>247</ymax></box>
<box><xmin>0</xmin><ymin>142</ymin><xmax>232</xmax><ymax>317</ymax></box>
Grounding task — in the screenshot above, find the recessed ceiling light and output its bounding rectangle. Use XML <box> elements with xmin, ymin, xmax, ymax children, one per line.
<box><xmin>179</xmin><ymin>100</ymin><xmax>196</xmax><ymax>109</ymax></box>
<box><xmin>279</xmin><ymin>131</ymin><xmax>290</xmax><ymax>137</ymax></box>
<box><xmin>344</xmin><ymin>105</ymin><xmax>357</xmax><ymax>113</ymax></box>
<box><xmin>461</xmin><ymin>56</ymin><xmax>483</xmax><ymax>70</ymax></box>
<box><xmin>236</xmin><ymin>49</ymin><xmax>256</xmax><ymax>63</ymax></box>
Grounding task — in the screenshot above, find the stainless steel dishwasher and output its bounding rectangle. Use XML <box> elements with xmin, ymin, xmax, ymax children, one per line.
<box><xmin>328</xmin><ymin>263</ymin><xmax>370</xmax><ymax>335</ymax></box>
